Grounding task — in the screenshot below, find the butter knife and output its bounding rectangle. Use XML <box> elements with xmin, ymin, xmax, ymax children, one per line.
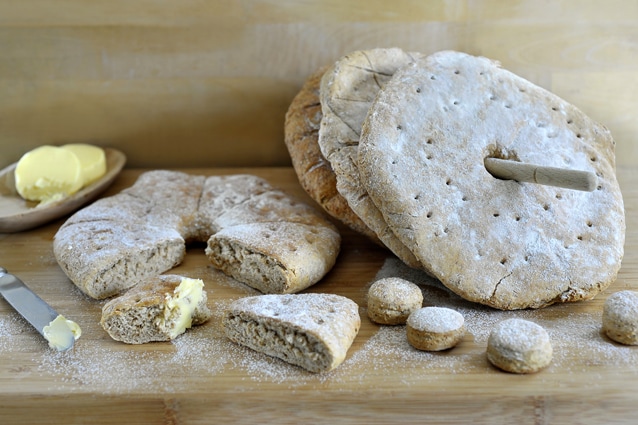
<box><xmin>0</xmin><ymin>267</ymin><xmax>80</xmax><ymax>351</ymax></box>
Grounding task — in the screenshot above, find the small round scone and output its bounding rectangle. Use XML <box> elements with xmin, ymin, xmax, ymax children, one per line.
<box><xmin>224</xmin><ymin>293</ymin><xmax>361</xmax><ymax>373</ymax></box>
<box><xmin>602</xmin><ymin>290</ymin><xmax>638</xmax><ymax>345</ymax></box>
<box><xmin>367</xmin><ymin>277</ymin><xmax>423</xmax><ymax>325</ymax></box>
<box><xmin>487</xmin><ymin>318</ymin><xmax>553</xmax><ymax>374</ymax></box>
<box><xmin>100</xmin><ymin>274</ymin><xmax>211</xmax><ymax>344</ymax></box>
<box><xmin>406</xmin><ymin>307</ymin><xmax>465</xmax><ymax>351</ymax></box>
<box><xmin>284</xmin><ymin>66</ymin><xmax>377</xmax><ymax>240</ymax></box>
<box><xmin>358</xmin><ymin>50</ymin><xmax>625</xmax><ymax>309</ymax></box>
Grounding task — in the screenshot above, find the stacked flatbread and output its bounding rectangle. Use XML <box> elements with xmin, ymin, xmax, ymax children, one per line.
<box><xmin>285</xmin><ymin>49</ymin><xmax>625</xmax><ymax>310</ymax></box>
<box><xmin>286</xmin><ymin>48</ymin><xmax>426</xmax><ymax>268</ymax></box>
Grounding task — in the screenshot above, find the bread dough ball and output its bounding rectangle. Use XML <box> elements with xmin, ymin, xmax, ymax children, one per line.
<box><xmin>487</xmin><ymin>318</ymin><xmax>552</xmax><ymax>373</ymax></box>
<box><xmin>603</xmin><ymin>290</ymin><xmax>638</xmax><ymax>345</ymax></box>
<box><xmin>366</xmin><ymin>277</ymin><xmax>423</xmax><ymax>325</ymax></box>
<box><xmin>406</xmin><ymin>307</ymin><xmax>465</xmax><ymax>351</ymax></box>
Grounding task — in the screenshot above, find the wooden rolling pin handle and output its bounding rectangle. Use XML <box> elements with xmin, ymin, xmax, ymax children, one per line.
<box><xmin>484</xmin><ymin>158</ymin><xmax>597</xmax><ymax>192</ymax></box>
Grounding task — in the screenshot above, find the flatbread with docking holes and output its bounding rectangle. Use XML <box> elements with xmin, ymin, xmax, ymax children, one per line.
<box><xmin>358</xmin><ymin>50</ymin><xmax>625</xmax><ymax>310</ymax></box>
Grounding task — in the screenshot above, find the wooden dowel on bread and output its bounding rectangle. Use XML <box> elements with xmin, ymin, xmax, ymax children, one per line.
<box><xmin>484</xmin><ymin>158</ymin><xmax>597</xmax><ymax>192</ymax></box>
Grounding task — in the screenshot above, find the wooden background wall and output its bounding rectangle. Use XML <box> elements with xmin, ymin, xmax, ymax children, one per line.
<box><xmin>1</xmin><ymin>0</ymin><xmax>637</xmax><ymax>169</ymax></box>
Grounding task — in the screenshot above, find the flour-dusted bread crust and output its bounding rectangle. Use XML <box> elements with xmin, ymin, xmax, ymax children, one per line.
<box><xmin>200</xmin><ymin>175</ymin><xmax>341</xmax><ymax>294</ymax></box>
<box><xmin>100</xmin><ymin>274</ymin><xmax>211</xmax><ymax>344</ymax></box>
<box><xmin>486</xmin><ymin>318</ymin><xmax>553</xmax><ymax>374</ymax></box>
<box><xmin>54</xmin><ymin>171</ymin><xmax>340</xmax><ymax>299</ymax></box>
<box><xmin>284</xmin><ymin>66</ymin><xmax>377</xmax><ymax>240</ymax></box>
<box><xmin>602</xmin><ymin>290</ymin><xmax>638</xmax><ymax>345</ymax></box>
<box><xmin>207</xmin><ymin>222</ymin><xmax>339</xmax><ymax>294</ymax></box>
<box><xmin>366</xmin><ymin>277</ymin><xmax>423</xmax><ymax>325</ymax></box>
<box><xmin>406</xmin><ymin>307</ymin><xmax>466</xmax><ymax>351</ymax></box>
<box><xmin>223</xmin><ymin>293</ymin><xmax>360</xmax><ymax>373</ymax></box>
<box><xmin>318</xmin><ymin>48</ymin><xmax>425</xmax><ymax>269</ymax></box>
<box><xmin>358</xmin><ymin>50</ymin><xmax>625</xmax><ymax>310</ymax></box>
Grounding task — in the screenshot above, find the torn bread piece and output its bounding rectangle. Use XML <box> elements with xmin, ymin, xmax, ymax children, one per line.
<box><xmin>207</xmin><ymin>221</ymin><xmax>339</xmax><ymax>294</ymax></box>
<box><xmin>101</xmin><ymin>274</ymin><xmax>211</xmax><ymax>344</ymax></box>
<box><xmin>223</xmin><ymin>293</ymin><xmax>360</xmax><ymax>373</ymax></box>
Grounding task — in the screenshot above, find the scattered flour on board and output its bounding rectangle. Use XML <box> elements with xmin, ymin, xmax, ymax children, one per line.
<box><xmin>0</xmin><ymin>257</ymin><xmax>634</xmax><ymax>393</ymax></box>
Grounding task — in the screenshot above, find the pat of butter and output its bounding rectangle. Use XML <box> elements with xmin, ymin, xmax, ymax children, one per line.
<box><xmin>14</xmin><ymin>144</ymin><xmax>107</xmax><ymax>205</ymax></box>
<box><xmin>42</xmin><ymin>314</ymin><xmax>82</xmax><ymax>351</ymax></box>
<box><xmin>159</xmin><ymin>277</ymin><xmax>205</xmax><ymax>339</ymax></box>
<box><xmin>61</xmin><ymin>143</ymin><xmax>107</xmax><ymax>186</ymax></box>
<box><xmin>15</xmin><ymin>145</ymin><xmax>83</xmax><ymax>204</ymax></box>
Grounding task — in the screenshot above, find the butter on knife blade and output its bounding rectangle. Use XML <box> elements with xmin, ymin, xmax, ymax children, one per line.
<box><xmin>0</xmin><ymin>267</ymin><xmax>81</xmax><ymax>351</ymax></box>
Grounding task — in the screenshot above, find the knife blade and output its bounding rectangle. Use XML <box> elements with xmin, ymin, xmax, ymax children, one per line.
<box><xmin>0</xmin><ymin>267</ymin><xmax>79</xmax><ymax>351</ymax></box>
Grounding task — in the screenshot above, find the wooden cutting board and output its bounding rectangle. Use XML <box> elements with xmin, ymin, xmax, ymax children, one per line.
<box><xmin>0</xmin><ymin>166</ymin><xmax>636</xmax><ymax>424</ymax></box>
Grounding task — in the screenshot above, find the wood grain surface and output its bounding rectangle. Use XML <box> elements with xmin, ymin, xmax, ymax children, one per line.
<box><xmin>1</xmin><ymin>0</ymin><xmax>637</xmax><ymax>169</ymax></box>
<box><xmin>0</xmin><ymin>166</ymin><xmax>636</xmax><ymax>424</ymax></box>
<box><xmin>1</xmin><ymin>1</ymin><xmax>637</xmax><ymax>422</ymax></box>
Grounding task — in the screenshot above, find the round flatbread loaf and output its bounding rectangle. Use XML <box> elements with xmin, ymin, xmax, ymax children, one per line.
<box><xmin>284</xmin><ymin>66</ymin><xmax>377</xmax><ymax>240</ymax></box>
<box><xmin>54</xmin><ymin>171</ymin><xmax>340</xmax><ymax>299</ymax></box>
<box><xmin>358</xmin><ymin>50</ymin><xmax>625</xmax><ymax>310</ymax></box>
<box><xmin>318</xmin><ymin>48</ymin><xmax>425</xmax><ymax>269</ymax></box>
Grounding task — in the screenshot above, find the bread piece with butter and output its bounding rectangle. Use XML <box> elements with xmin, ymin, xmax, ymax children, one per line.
<box><xmin>100</xmin><ymin>274</ymin><xmax>211</xmax><ymax>344</ymax></box>
<box><xmin>54</xmin><ymin>170</ymin><xmax>340</xmax><ymax>299</ymax></box>
<box><xmin>224</xmin><ymin>293</ymin><xmax>360</xmax><ymax>373</ymax></box>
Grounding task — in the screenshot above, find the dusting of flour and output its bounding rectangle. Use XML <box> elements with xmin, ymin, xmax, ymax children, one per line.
<box><xmin>0</xmin><ymin>257</ymin><xmax>634</xmax><ymax>393</ymax></box>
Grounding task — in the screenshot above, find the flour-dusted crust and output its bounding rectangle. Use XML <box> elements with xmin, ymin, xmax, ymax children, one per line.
<box><xmin>54</xmin><ymin>171</ymin><xmax>340</xmax><ymax>299</ymax></box>
<box><xmin>487</xmin><ymin>318</ymin><xmax>553</xmax><ymax>373</ymax></box>
<box><xmin>358</xmin><ymin>50</ymin><xmax>625</xmax><ymax>310</ymax></box>
<box><xmin>602</xmin><ymin>290</ymin><xmax>638</xmax><ymax>345</ymax></box>
<box><xmin>406</xmin><ymin>307</ymin><xmax>466</xmax><ymax>351</ymax></box>
<box><xmin>366</xmin><ymin>277</ymin><xmax>423</xmax><ymax>325</ymax></box>
<box><xmin>223</xmin><ymin>293</ymin><xmax>360</xmax><ymax>373</ymax></box>
<box><xmin>284</xmin><ymin>66</ymin><xmax>377</xmax><ymax>240</ymax></box>
<box><xmin>318</xmin><ymin>48</ymin><xmax>425</xmax><ymax>269</ymax></box>
<box><xmin>100</xmin><ymin>274</ymin><xmax>211</xmax><ymax>344</ymax></box>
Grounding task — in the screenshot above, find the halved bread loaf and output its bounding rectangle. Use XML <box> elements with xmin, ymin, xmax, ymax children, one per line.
<box><xmin>54</xmin><ymin>171</ymin><xmax>340</xmax><ymax>299</ymax></box>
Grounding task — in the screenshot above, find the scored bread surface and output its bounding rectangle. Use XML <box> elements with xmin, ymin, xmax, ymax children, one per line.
<box><xmin>54</xmin><ymin>171</ymin><xmax>340</xmax><ymax>299</ymax></box>
<box><xmin>318</xmin><ymin>48</ymin><xmax>425</xmax><ymax>269</ymax></box>
<box><xmin>224</xmin><ymin>293</ymin><xmax>361</xmax><ymax>373</ymax></box>
<box><xmin>358</xmin><ymin>50</ymin><xmax>625</xmax><ymax>310</ymax></box>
